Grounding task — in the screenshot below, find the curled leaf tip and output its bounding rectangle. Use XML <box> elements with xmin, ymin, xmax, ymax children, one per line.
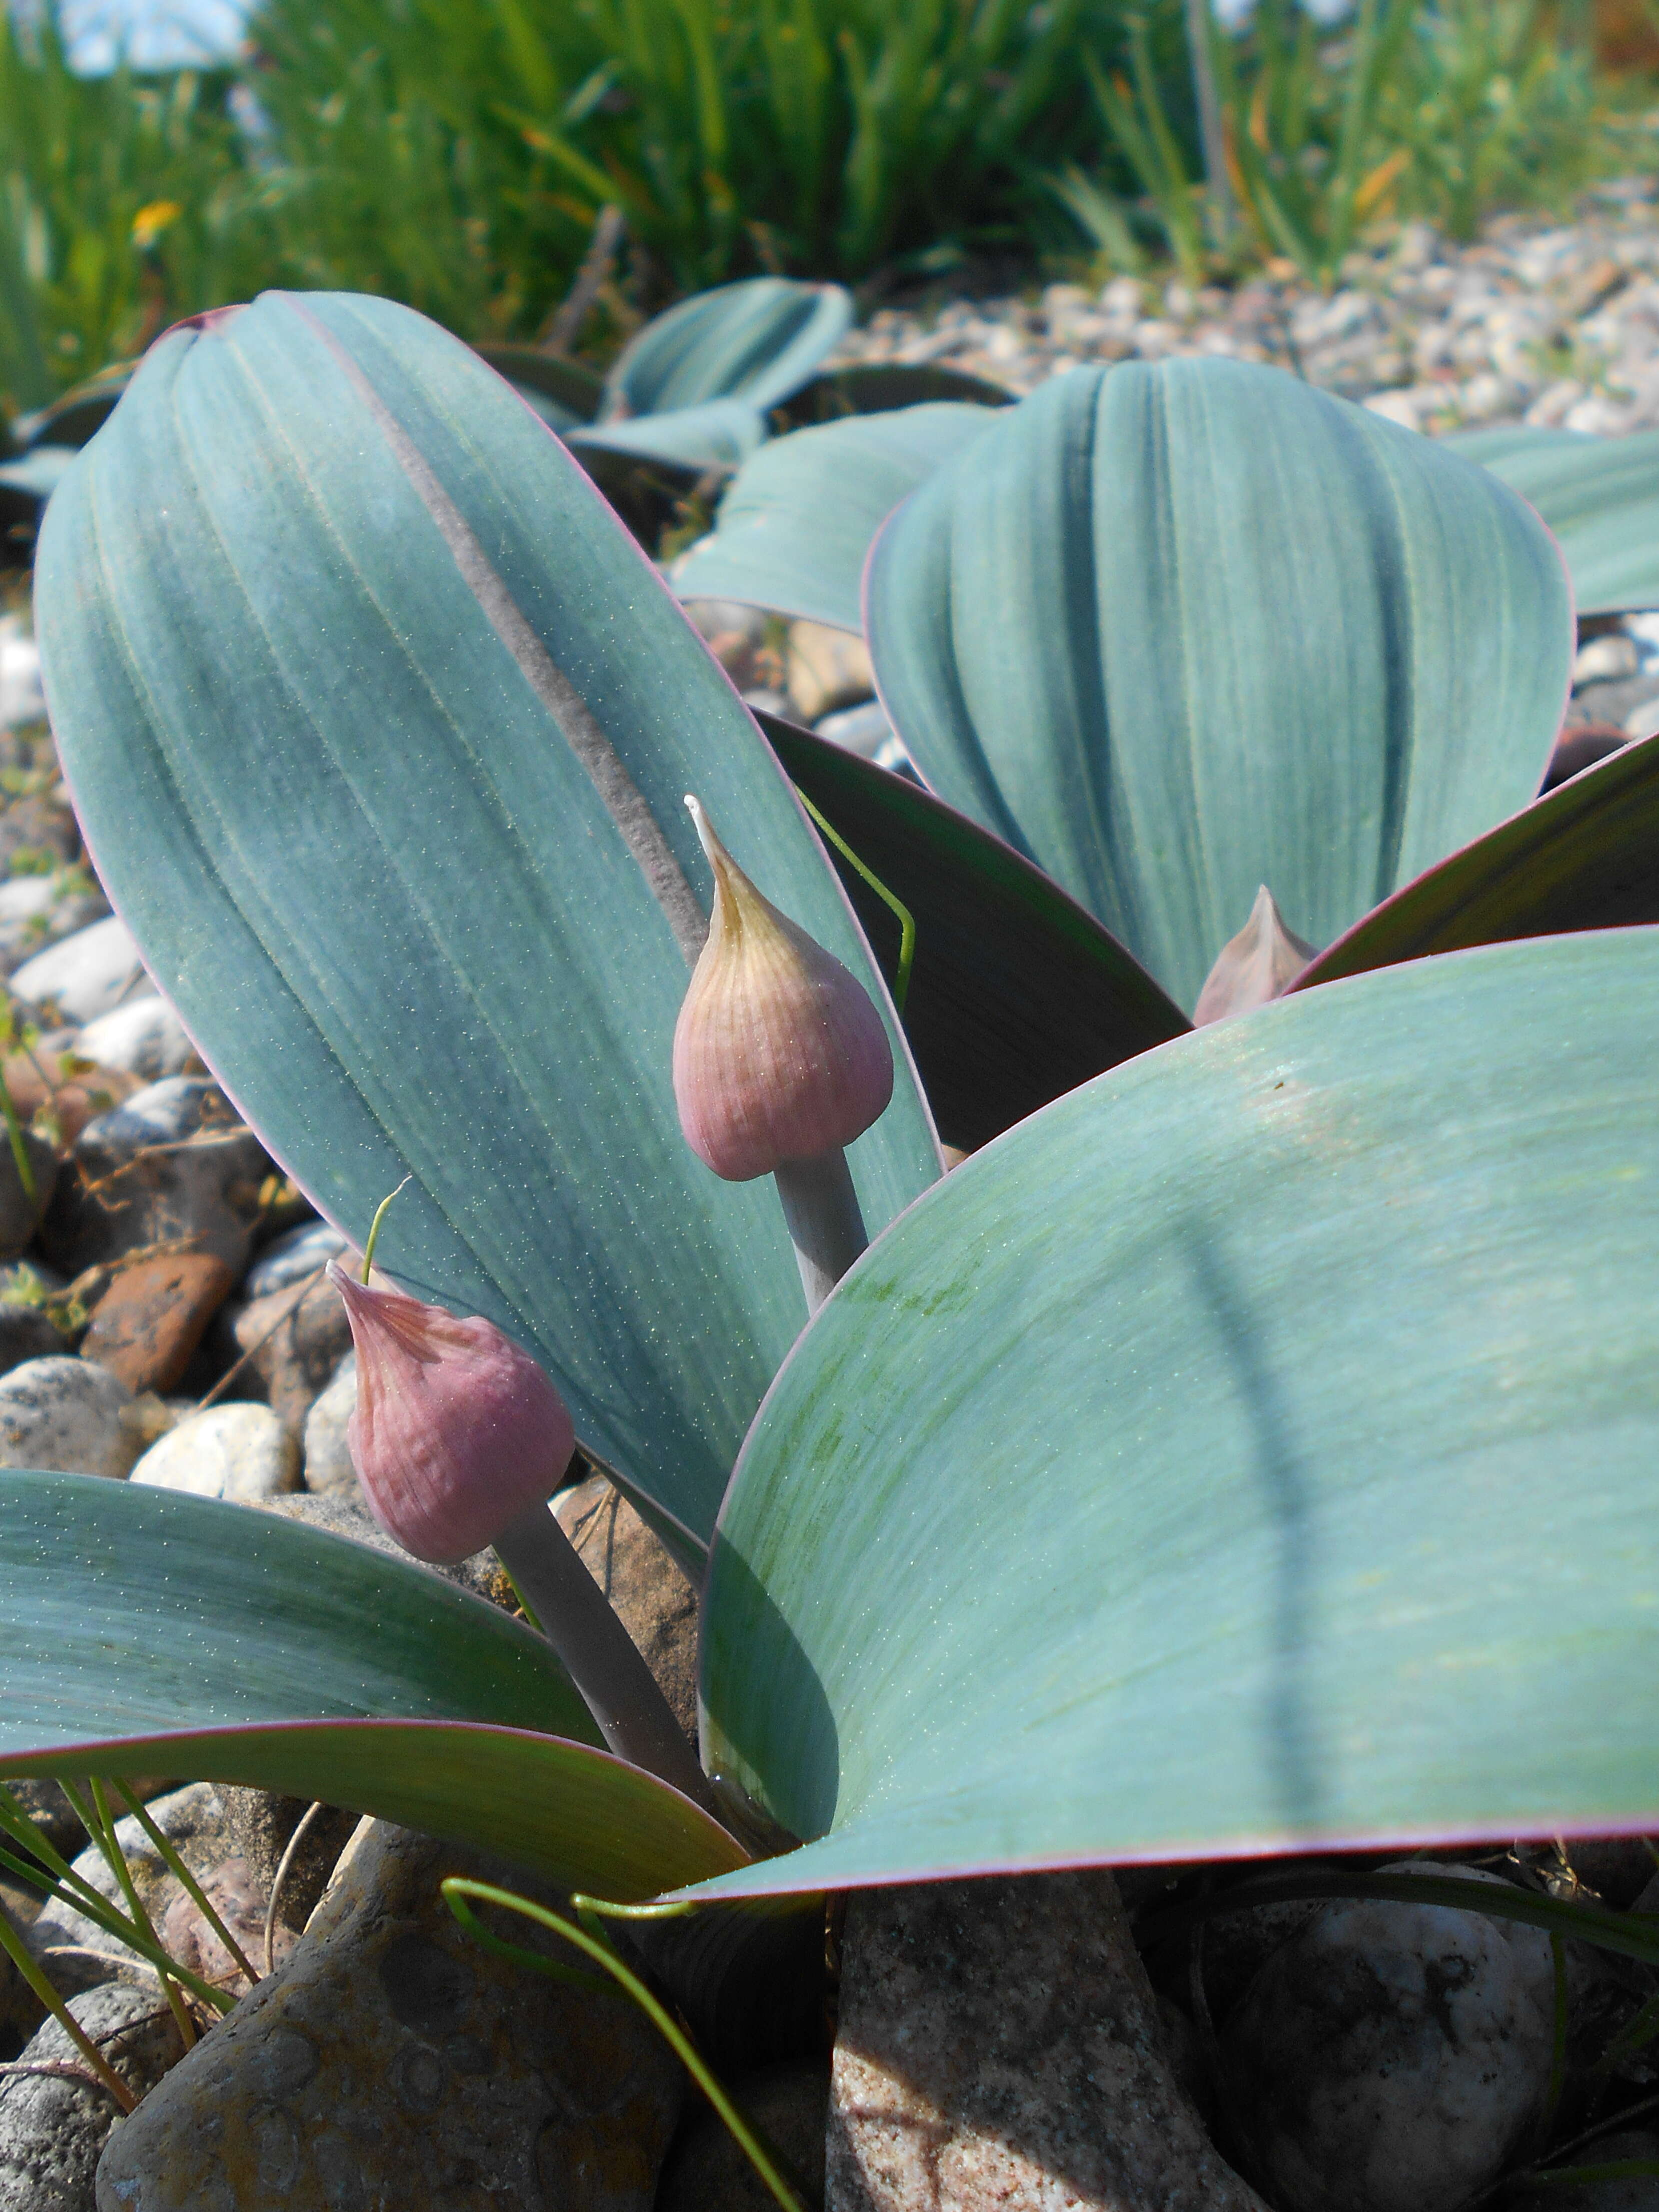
<box><xmin>674</xmin><ymin>801</ymin><xmax>893</xmax><ymax>1181</ymax></box>
<box><xmin>1194</xmin><ymin>884</ymin><xmax>1318</xmax><ymax>1027</ymax></box>
<box><xmin>327</xmin><ymin>1261</ymin><xmax>573</xmax><ymax>1564</ymax></box>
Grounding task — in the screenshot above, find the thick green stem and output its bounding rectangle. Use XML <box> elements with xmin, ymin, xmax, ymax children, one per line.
<box><xmin>492</xmin><ymin>1499</ymin><xmax>721</xmax><ymax>1818</ymax></box>
<box><xmin>774</xmin><ymin>1148</ymin><xmax>867</xmax><ymax>1314</ymax></box>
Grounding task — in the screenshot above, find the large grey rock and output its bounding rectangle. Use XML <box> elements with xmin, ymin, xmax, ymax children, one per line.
<box><xmin>556</xmin><ymin>1473</ymin><xmax>699</xmax><ymax>1743</ymax></box>
<box><xmin>76</xmin><ymin>997</ymin><xmax>198</xmax><ymax>1084</ymax></box>
<box><xmin>0</xmin><ymin>1980</ymin><xmax>185</xmax><ymax>2210</ymax></box>
<box><xmin>243</xmin><ymin>1224</ymin><xmax>348</xmax><ymax>1303</ymax></box>
<box><xmin>1221</xmin><ymin>1865</ymin><xmax>1557</xmax><ymax>2212</ymax></box>
<box><xmin>216</xmin><ymin>1792</ymin><xmax>360</xmax><ymax>1938</ymax></box>
<box><xmin>43</xmin><ymin>1079</ymin><xmax>271</xmax><ymax>1276</ymax></box>
<box><xmin>827</xmin><ymin>1871</ymin><xmax>1268</xmax><ymax>2212</ymax></box>
<box><xmin>10</xmin><ymin>917</ymin><xmax>152</xmax><ymax>1027</ymax></box>
<box><xmin>0</xmin><ymin>1357</ymin><xmax>138</xmax><ymax>1477</ymax></box>
<box><xmin>95</xmin><ymin>1820</ymin><xmax>686</xmax><ymax>2211</ymax></box>
<box><xmin>129</xmin><ymin>1404</ymin><xmax>300</xmax><ymax>1503</ymax></box>
<box><xmin>0</xmin><ymin>869</ymin><xmax>108</xmax><ymax>973</ymax></box>
<box><xmin>28</xmin><ymin>1784</ymin><xmax>238</xmax><ymax>1998</ymax></box>
<box><xmin>298</xmin><ymin>1354</ymin><xmax>356</xmax><ymax>1498</ymax></box>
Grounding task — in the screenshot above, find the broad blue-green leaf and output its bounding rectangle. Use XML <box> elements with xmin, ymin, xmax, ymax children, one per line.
<box><xmin>1447</xmin><ymin>425</ymin><xmax>1659</xmax><ymax>616</ymax></box>
<box><xmin>570</xmin><ymin>397</ymin><xmax>768</xmax><ymax>476</ymax></box>
<box><xmin>674</xmin><ymin>404</ymin><xmax>998</xmax><ymax>631</ymax></box>
<box><xmin>0</xmin><ymin>1473</ymin><xmax>743</xmax><ymax>1896</ymax></box>
<box><xmin>869</xmin><ymin>359</ymin><xmax>1573</xmax><ymax>1014</ymax></box>
<box><xmin>604</xmin><ymin>278</ymin><xmax>852</xmax><ymax>420</ymax></box>
<box><xmin>760</xmin><ymin>711</ymin><xmax>1189</xmax><ymax>1148</ymax></box>
<box><xmin>35</xmin><ymin>292</ymin><xmax>940</xmax><ymax>1547</ymax></box>
<box><xmin>687</xmin><ymin>929</ymin><xmax>1659</xmax><ymax>1900</ymax></box>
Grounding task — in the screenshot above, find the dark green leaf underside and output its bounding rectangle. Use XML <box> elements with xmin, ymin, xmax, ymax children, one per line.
<box><xmin>0</xmin><ymin>1473</ymin><xmax>742</xmax><ymax>1896</ymax></box>
<box><xmin>761</xmin><ymin>712</ymin><xmax>1189</xmax><ymax>1150</ymax></box>
<box><xmin>0</xmin><ymin>1720</ymin><xmax>742</xmax><ymax>1899</ymax></box>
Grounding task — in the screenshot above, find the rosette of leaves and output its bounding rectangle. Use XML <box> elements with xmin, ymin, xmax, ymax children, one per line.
<box><xmin>9</xmin><ymin>296</ymin><xmax>1659</xmax><ymax>1970</ymax></box>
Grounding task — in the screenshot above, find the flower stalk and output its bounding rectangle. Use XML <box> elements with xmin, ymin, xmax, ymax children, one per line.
<box><xmin>329</xmin><ymin>1262</ymin><xmax>717</xmax><ymax>1814</ymax></box>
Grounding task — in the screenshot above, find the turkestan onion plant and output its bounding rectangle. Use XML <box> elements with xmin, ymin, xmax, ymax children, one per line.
<box><xmin>6</xmin><ymin>296</ymin><xmax>1659</xmax><ymax>2086</ymax></box>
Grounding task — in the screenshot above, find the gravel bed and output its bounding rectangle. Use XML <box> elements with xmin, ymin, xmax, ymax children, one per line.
<box><xmin>831</xmin><ymin>182</ymin><xmax>1659</xmax><ymax>436</ymax></box>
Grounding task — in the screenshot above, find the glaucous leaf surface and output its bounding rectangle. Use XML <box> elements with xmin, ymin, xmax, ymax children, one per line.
<box><xmin>759</xmin><ymin>712</ymin><xmax>1189</xmax><ymax>1149</ymax></box>
<box><xmin>603</xmin><ymin>278</ymin><xmax>852</xmax><ymax>419</ymax></box>
<box><xmin>0</xmin><ymin>1474</ymin><xmax>743</xmax><ymax>1896</ymax></box>
<box><xmin>1295</xmin><ymin>733</ymin><xmax>1659</xmax><ymax>988</ymax></box>
<box><xmin>35</xmin><ymin>292</ymin><xmax>940</xmax><ymax>1545</ymax></box>
<box><xmin>690</xmin><ymin>931</ymin><xmax>1659</xmax><ymax>1899</ymax></box>
<box><xmin>674</xmin><ymin>404</ymin><xmax>998</xmax><ymax>631</ymax></box>
<box><xmin>1449</xmin><ymin>425</ymin><xmax>1659</xmax><ymax>615</ymax></box>
<box><xmin>868</xmin><ymin>360</ymin><xmax>1573</xmax><ymax>1013</ymax></box>
<box><xmin>569</xmin><ymin>397</ymin><xmax>768</xmax><ymax>475</ymax></box>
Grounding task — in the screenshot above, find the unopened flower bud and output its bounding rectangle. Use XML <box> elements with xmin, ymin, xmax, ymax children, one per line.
<box><xmin>328</xmin><ymin>1261</ymin><xmax>573</xmax><ymax>1564</ymax></box>
<box><xmin>673</xmin><ymin>795</ymin><xmax>894</xmax><ymax>1181</ymax></box>
<box><xmin>1194</xmin><ymin>885</ymin><xmax>1317</xmax><ymax>1026</ymax></box>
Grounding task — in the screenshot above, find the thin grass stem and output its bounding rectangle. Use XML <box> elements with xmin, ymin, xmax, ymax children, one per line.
<box><xmin>442</xmin><ymin>1879</ymin><xmax>814</xmax><ymax>2212</ymax></box>
<box><xmin>115</xmin><ymin>1780</ymin><xmax>260</xmax><ymax>1987</ymax></box>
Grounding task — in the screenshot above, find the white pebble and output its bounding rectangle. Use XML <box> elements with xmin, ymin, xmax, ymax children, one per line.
<box><xmin>130</xmin><ymin>1403</ymin><xmax>301</xmax><ymax>1502</ymax></box>
<box><xmin>10</xmin><ymin>915</ymin><xmax>154</xmax><ymax>1026</ymax></box>
<box><xmin>77</xmin><ymin>994</ymin><xmax>198</xmax><ymax>1081</ymax></box>
<box><xmin>1573</xmin><ymin>634</ymin><xmax>1641</xmax><ymax>686</ymax></box>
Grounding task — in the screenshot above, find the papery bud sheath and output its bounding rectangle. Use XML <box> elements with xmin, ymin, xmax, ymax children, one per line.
<box><xmin>329</xmin><ymin>1261</ymin><xmax>574</xmax><ymax>1564</ymax></box>
<box><xmin>674</xmin><ymin>796</ymin><xmax>893</xmax><ymax>1181</ymax></box>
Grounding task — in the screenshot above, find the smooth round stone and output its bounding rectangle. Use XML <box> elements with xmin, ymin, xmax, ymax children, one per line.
<box><xmin>245</xmin><ymin>1221</ymin><xmax>349</xmax><ymax>1302</ymax></box>
<box><xmin>77</xmin><ymin>1075</ymin><xmax>226</xmax><ymax>1159</ymax></box>
<box><xmin>301</xmin><ymin>1353</ymin><xmax>358</xmax><ymax>1497</ymax></box>
<box><xmin>130</xmin><ymin>1403</ymin><xmax>301</xmax><ymax>1502</ymax></box>
<box><xmin>0</xmin><ymin>1355</ymin><xmax>137</xmax><ymax>1477</ymax></box>
<box><xmin>9</xmin><ymin>914</ymin><xmax>152</xmax><ymax>1026</ymax></box>
<box><xmin>77</xmin><ymin>993</ymin><xmax>198</xmax><ymax>1081</ymax></box>
<box><xmin>1222</xmin><ymin>1865</ymin><xmax>1556</xmax><ymax>2212</ymax></box>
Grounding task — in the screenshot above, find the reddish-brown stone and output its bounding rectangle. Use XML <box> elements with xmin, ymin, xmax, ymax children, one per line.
<box><xmin>80</xmin><ymin>1248</ymin><xmax>236</xmax><ymax>1393</ymax></box>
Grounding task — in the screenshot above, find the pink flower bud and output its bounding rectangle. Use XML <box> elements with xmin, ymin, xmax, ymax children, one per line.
<box><xmin>673</xmin><ymin>795</ymin><xmax>894</xmax><ymax>1182</ymax></box>
<box><xmin>1194</xmin><ymin>884</ymin><xmax>1317</xmax><ymax>1026</ymax></box>
<box><xmin>328</xmin><ymin>1261</ymin><xmax>574</xmax><ymax>1564</ymax></box>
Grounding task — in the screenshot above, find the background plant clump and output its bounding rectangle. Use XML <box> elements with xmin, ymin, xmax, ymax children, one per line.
<box><xmin>0</xmin><ymin>0</ymin><xmax>1655</xmax><ymax>420</ymax></box>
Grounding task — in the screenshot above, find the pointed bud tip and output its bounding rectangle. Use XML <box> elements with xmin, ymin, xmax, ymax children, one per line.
<box><xmin>1194</xmin><ymin>885</ymin><xmax>1318</xmax><ymax>1027</ymax></box>
<box><xmin>330</xmin><ymin>1265</ymin><xmax>574</xmax><ymax>1563</ymax></box>
<box><xmin>674</xmin><ymin>810</ymin><xmax>893</xmax><ymax>1181</ymax></box>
